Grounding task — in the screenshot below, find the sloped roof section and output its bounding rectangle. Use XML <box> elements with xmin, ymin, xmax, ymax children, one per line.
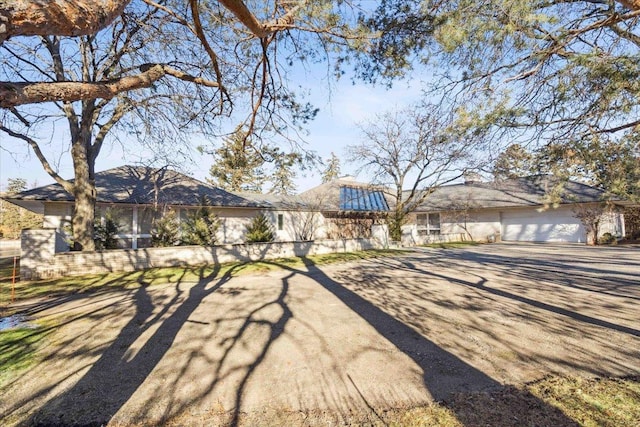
<box><xmin>232</xmin><ymin>192</ymin><xmax>307</xmax><ymax>210</ymax></box>
<box><xmin>299</xmin><ymin>176</ymin><xmax>390</xmax><ymax>213</ymax></box>
<box><xmin>9</xmin><ymin>165</ymin><xmax>261</xmax><ymax>208</ymax></box>
<box><xmin>339</xmin><ymin>186</ymin><xmax>389</xmax><ymax>211</ymax></box>
<box><xmin>414</xmin><ymin>176</ymin><xmax>609</xmax><ymax>212</ymax></box>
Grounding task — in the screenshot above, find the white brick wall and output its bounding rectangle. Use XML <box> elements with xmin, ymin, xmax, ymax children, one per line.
<box><xmin>20</xmin><ymin>229</ymin><xmax>385</xmax><ymax>280</ymax></box>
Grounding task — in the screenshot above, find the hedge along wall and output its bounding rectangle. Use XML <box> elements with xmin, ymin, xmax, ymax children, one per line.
<box><xmin>20</xmin><ymin>229</ymin><xmax>385</xmax><ymax>280</ymax></box>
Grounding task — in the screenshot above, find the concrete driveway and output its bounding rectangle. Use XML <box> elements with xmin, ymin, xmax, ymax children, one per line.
<box><xmin>2</xmin><ymin>243</ymin><xmax>639</xmax><ymax>426</ymax></box>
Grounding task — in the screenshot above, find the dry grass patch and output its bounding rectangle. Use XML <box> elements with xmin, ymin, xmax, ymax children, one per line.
<box><xmin>528</xmin><ymin>376</ymin><xmax>640</xmax><ymax>427</ymax></box>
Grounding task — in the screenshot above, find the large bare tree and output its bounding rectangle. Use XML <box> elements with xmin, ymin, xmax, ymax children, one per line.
<box><xmin>0</xmin><ymin>1</ymin><xmax>334</xmax><ymax>105</ymax></box>
<box><xmin>347</xmin><ymin>103</ymin><xmax>485</xmax><ymax>241</ymax></box>
<box><xmin>1</xmin><ymin>1</ymin><xmax>367</xmax><ymax>250</ymax></box>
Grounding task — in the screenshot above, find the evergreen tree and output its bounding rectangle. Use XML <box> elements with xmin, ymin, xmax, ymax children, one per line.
<box><xmin>360</xmin><ymin>1</ymin><xmax>640</xmax><ymax>142</ymax></box>
<box><xmin>245</xmin><ymin>213</ymin><xmax>275</xmax><ymax>243</ymax></box>
<box><xmin>7</xmin><ymin>178</ymin><xmax>27</xmax><ymax>194</ymax></box>
<box><xmin>321</xmin><ymin>152</ymin><xmax>341</xmax><ymax>183</ymax></box>
<box><xmin>492</xmin><ymin>144</ymin><xmax>536</xmax><ymax>180</ymax></box>
<box><xmin>151</xmin><ymin>209</ymin><xmax>180</xmax><ymax>247</ymax></box>
<box><xmin>181</xmin><ymin>197</ymin><xmax>220</xmax><ymax>246</ymax></box>
<box><xmin>94</xmin><ymin>209</ymin><xmax>121</xmax><ymax>250</ymax></box>
<box><xmin>269</xmin><ymin>150</ymin><xmax>301</xmax><ymax>195</ymax></box>
<box><xmin>0</xmin><ymin>178</ymin><xmax>43</xmax><ymax>239</ymax></box>
<box><xmin>208</xmin><ymin>127</ymin><xmax>266</xmax><ymax>192</ymax></box>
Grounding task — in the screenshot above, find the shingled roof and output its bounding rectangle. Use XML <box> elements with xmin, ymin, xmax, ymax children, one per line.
<box><xmin>231</xmin><ymin>192</ymin><xmax>308</xmax><ymax>210</ymax></box>
<box><xmin>7</xmin><ymin>165</ymin><xmax>261</xmax><ymax>208</ymax></box>
<box><xmin>412</xmin><ymin>176</ymin><xmax>609</xmax><ymax>212</ymax></box>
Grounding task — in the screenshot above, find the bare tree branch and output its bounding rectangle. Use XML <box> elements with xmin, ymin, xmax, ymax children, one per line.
<box><xmin>188</xmin><ymin>0</ymin><xmax>228</xmax><ymax>106</ymax></box>
<box><xmin>218</xmin><ymin>0</ymin><xmax>269</xmax><ymax>37</ymax></box>
<box><xmin>617</xmin><ymin>0</ymin><xmax>640</xmax><ymax>10</ymax></box>
<box><xmin>0</xmin><ymin>125</ymin><xmax>73</xmax><ymax>192</ymax></box>
<box><xmin>0</xmin><ymin>63</ymin><xmax>219</xmax><ymax>107</ymax></box>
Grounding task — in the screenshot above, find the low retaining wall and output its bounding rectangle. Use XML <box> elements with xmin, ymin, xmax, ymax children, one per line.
<box><xmin>21</xmin><ymin>229</ymin><xmax>384</xmax><ymax>280</ymax></box>
<box><xmin>401</xmin><ymin>232</ymin><xmax>468</xmax><ymax>247</ymax></box>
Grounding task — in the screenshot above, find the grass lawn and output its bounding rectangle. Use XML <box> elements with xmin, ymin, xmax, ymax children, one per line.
<box><xmin>0</xmin><ymin>249</ymin><xmax>409</xmax><ymax>309</ymax></box>
<box><xmin>526</xmin><ymin>376</ymin><xmax>640</xmax><ymax>427</ymax></box>
<box><xmin>0</xmin><ymin>321</ymin><xmax>52</xmax><ymax>387</ymax></box>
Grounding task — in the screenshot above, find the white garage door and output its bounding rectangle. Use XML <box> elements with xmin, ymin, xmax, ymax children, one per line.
<box><xmin>501</xmin><ymin>207</ymin><xmax>586</xmax><ymax>243</ymax></box>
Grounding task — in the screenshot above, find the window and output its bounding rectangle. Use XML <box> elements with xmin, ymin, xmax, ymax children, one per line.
<box><xmin>277</xmin><ymin>214</ymin><xmax>283</xmax><ymax>231</ymax></box>
<box><xmin>428</xmin><ymin>213</ymin><xmax>440</xmax><ymax>231</ymax></box>
<box><xmin>111</xmin><ymin>207</ymin><xmax>134</xmax><ymax>234</ymax></box>
<box><xmin>416</xmin><ymin>213</ymin><xmax>441</xmax><ymax>235</ymax></box>
<box><xmin>95</xmin><ymin>206</ymin><xmax>133</xmax><ymax>234</ymax></box>
<box><xmin>137</xmin><ymin>207</ymin><xmax>154</xmax><ymax>234</ymax></box>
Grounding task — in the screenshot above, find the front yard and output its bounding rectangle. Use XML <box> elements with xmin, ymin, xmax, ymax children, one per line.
<box><xmin>1</xmin><ymin>244</ymin><xmax>639</xmax><ymax>426</ymax></box>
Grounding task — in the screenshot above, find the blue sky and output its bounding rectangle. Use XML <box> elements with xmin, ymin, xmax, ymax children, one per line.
<box><xmin>0</xmin><ymin>74</ymin><xmax>423</xmax><ymax>193</ymax></box>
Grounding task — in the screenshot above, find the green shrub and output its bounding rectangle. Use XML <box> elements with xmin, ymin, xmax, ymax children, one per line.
<box><xmin>245</xmin><ymin>213</ymin><xmax>275</xmax><ymax>243</ymax></box>
<box><xmin>151</xmin><ymin>210</ymin><xmax>180</xmax><ymax>247</ymax></box>
<box><xmin>181</xmin><ymin>199</ymin><xmax>220</xmax><ymax>246</ymax></box>
<box><xmin>94</xmin><ymin>210</ymin><xmax>120</xmax><ymax>250</ymax></box>
<box><xmin>598</xmin><ymin>232</ymin><xmax>616</xmax><ymax>245</ymax></box>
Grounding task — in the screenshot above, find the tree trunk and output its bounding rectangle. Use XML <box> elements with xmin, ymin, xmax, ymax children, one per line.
<box><xmin>71</xmin><ymin>136</ymin><xmax>96</xmax><ymax>251</ymax></box>
<box><xmin>389</xmin><ymin>210</ymin><xmax>404</xmax><ymax>242</ymax></box>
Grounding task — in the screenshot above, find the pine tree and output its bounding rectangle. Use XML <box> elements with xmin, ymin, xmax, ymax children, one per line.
<box><xmin>181</xmin><ymin>197</ymin><xmax>220</xmax><ymax>246</ymax></box>
<box><xmin>269</xmin><ymin>151</ymin><xmax>301</xmax><ymax>195</ymax></box>
<box><xmin>245</xmin><ymin>213</ymin><xmax>275</xmax><ymax>243</ymax></box>
<box><xmin>208</xmin><ymin>127</ymin><xmax>266</xmax><ymax>192</ymax></box>
<box><xmin>94</xmin><ymin>209</ymin><xmax>121</xmax><ymax>250</ymax></box>
<box><xmin>0</xmin><ymin>178</ymin><xmax>43</xmax><ymax>239</ymax></box>
<box><xmin>151</xmin><ymin>209</ymin><xmax>180</xmax><ymax>247</ymax></box>
<box><xmin>492</xmin><ymin>144</ymin><xmax>536</xmax><ymax>180</ymax></box>
<box><xmin>321</xmin><ymin>152</ymin><xmax>341</xmax><ymax>183</ymax></box>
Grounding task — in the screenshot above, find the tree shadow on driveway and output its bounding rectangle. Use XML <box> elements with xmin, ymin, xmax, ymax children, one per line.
<box><xmin>12</xmin><ymin>254</ymin><xmax>294</xmax><ymax>427</ymax></box>
<box><xmin>296</xmin><ymin>256</ymin><xmax>579</xmax><ymax>426</ymax></box>
<box><xmin>360</xmin><ymin>251</ymin><xmax>640</xmax><ymax>378</ymax></box>
<box><xmin>6</xmin><ymin>250</ymin><xmax>587</xmax><ymax>427</ymax></box>
<box><xmin>23</xmin><ymin>267</ymin><xmax>224</xmax><ymax>425</ymax></box>
<box><xmin>397</xmin><ymin>256</ymin><xmax>640</xmax><ymax>338</ymax></box>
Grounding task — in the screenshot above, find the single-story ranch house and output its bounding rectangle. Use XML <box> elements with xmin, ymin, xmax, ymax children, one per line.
<box><xmin>4</xmin><ymin>166</ymin><xmax>390</xmax><ymax>249</ymax></box>
<box><xmin>3</xmin><ymin>165</ymin><xmax>628</xmax><ymax>249</ymax></box>
<box><xmin>403</xmin><ymin>175</ymin><xmax>626</xmax><ymax>245</ymax></box>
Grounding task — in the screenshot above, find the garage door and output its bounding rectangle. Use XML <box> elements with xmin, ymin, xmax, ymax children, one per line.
<box><xmin>501</xmin><ymin>207</ymin><xmax>586</xmax><ymax>243</ymax></box>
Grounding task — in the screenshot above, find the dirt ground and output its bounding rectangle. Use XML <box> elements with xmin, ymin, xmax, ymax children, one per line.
<box><xmin>1</xmin><ymin>243</ymin><xmax>639</xmax><ymax>426</ymax></box>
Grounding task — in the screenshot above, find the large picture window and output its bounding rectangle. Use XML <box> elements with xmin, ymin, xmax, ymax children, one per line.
<box><xmin>94</xmin><ymin>205</ymin><xmax>154</xmax><ymax>249</ymax></box>
<box><xmin>416</xmin><ymin>213</ymin><xmax>441</xmax><ymax>236</ymax></box>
